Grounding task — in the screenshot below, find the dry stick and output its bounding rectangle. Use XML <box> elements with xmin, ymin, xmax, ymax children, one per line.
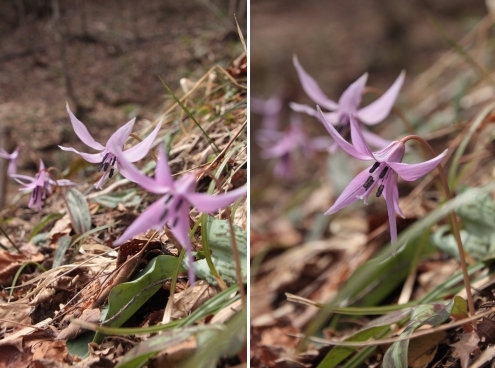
<box><xmin>0</xmin><ymin>224</ymin><xmax>21</xmax><ymax>253</ymax></box>
<box><xmin>400</xmin><ymin>135</ymin><xmax>475</xmax><ymax>317</ymax></box>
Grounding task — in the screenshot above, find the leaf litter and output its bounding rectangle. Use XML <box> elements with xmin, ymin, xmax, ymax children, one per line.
<box><xmin>0</xmin><ymin>48</ymin><xmax>247</xmax><ymax>368</ymax></box>
<box><xmin>251</xmin><ymin>12</ymin><xmax>495</xmax><ymax>368</ymax></box>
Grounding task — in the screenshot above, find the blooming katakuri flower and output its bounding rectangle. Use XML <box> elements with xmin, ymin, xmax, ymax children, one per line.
<box><xmin>111</xmin><ymin>141</ymin><xmax>247</xmax><ymax>283</ymax></box>
<box><xmin>316</xmin><ymin>106</ymin><xmax>447</xmax><ymax>244</ymax></box>
<box><xmin>59</xmin><ymin>104</ymin><xmax>161</xmax><ymax>189</ymax></box>
<box><xmin>290</xmin><ymin>56</ymin><xmax>405</xmax><ymax>150</ymax></box>
<box><xmin>0</xmin><ymin>145</ymin><xmax>20</xmax><ymax>175</ymax></box>
<box><xmin>10</xmin><ymin>159</ymin><xmax>74</xmax><ymax>210</ymax></box>
<box><xmin>253</xmin><ymin>95</ymin><xmax>331</xmax><ymax>178</ymax></box>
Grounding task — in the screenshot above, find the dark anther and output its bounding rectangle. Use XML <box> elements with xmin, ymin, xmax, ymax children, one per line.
<box><xmin>369</xmin><ymin>162</ymin><xmax>380</xmax><ymax>173</ymax></box>
<box><xmin>103</xmin><ymin>162</ymin><xmax>110</xmax><ymax>172</ymax></box>
<box><xmin>32</xmin><ymin>186</ymin><xmax>39</xmax><ymax>201</ymax></box>
<box><xmin>159</xmin><ymin>209</ymin><xmax>169</xmax><ymax>222</ymax></box>
<box><xmin>111</xmin><ymin>156</ymin><xmax>116</xmax><ymax>166</ymax></box>
<box><xmin>363</xmin><ymin>176</ymin><xmax>374</xmax><ymax>190</ymax></box>
<box><xmin>379</xmin><ymin>166</ymin><xmax>389</xmax><ymax>179</ymax></box>
<box><xmin>172</xmin><ymin>217</ymin><xmax>178</xmax><ymax>227</ymax></box>
<box><xmin>98</xmin><ymin>153</ymin><xmax>109</xmax><ymax>172</ymax></box>
<box><xmin>376</xmin><ymin>184</ymin><xmax>384</xmax><ymax>197</ymax></box>
<box><xmin>175</xmin><ymin>198</ymin><xmax>183</xmax><ymax>211</ymax></box>
<box><xmin>109</xmin><ymin>168</ymin><xmax>114</xmax><ymax>178</ymax></box>
<box><xmin>164</xmin><ymin>195</ymin><xmax>173</xmax><ymax>204</ymax></box>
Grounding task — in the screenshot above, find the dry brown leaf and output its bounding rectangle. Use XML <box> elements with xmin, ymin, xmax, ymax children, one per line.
<box><xmin>408</xmin><ymin>331</ymin><xmax>446</xmax><ymax>368</ymax></box>
<box><xmin>28</xmin><ymin>339</ymin><xmax>71</xmax><ymax>364</ymax></box>
<box><xmin>150</xmin><ymin>336</ymin><xmax>197</xmax><ymax>368</ymax></box>
<box><xmin>172</xmin><ymin>280</ymin><xmax>218</xmax><ymax>319</ymax></box>
<box><xmin>0</xmin><ymin>302</ymin><xmax>32</xmax><ymax>330</ymax></box>
<box><xmin>451</xmin><ymin>331</ymin><xmax>480</xmax><ymax>368</ymax></box>
<box><xmin>0</xmin><ymin>345</ymin><xmax>32</xmax><ymax>368</ymax></box>
<box><xmin>0</xmin><ymin>252</ymin><xmax>29</xmax><ymax>285</ymax></box>
<box><xmin>56</xmin><ymin>308</ymin><xmax>101</xmax><ymax>340</ymax></box>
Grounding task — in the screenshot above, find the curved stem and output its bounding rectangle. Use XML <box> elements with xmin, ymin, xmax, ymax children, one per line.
<box><xmin>400</xmin><ymin>135</ymin><xmax>475</xmax><ymax>316</ymax></box>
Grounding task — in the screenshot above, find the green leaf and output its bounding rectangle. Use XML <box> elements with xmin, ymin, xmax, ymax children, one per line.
<box><xmin>383</xmin><ymin>296</ymin><xmax>467</xmax><ymax>368</ymax></box>
<box><xmin>191</xmin><ymin>216</ymin><xmax>246</xmax><ymax>285</ymax></box>
<box><xmin>66</xmin><ymin>331</ymin><xmax>94</xmax><ymax>359</ymax></box>
<box><xmin>29</xmin><ymin>212</ymin><xmax>63</xmax><ymax>240</ymax></box>
<box><xmin>53</xmin><ymin>235</ymin><xmax>72</xmax><ymax>268</ymax></box>
<box><xmin>90</xmin><ymin>189</ymin><xmax>140</xmax><ymax>209</ymax></box>
<box><xmin>116</xmin><ymin>325</ymin><xmax>224</xmax><ymax>368</ymax></box>
<box><xmin>66</xmin><ymin>188</ymin><xmax>92</xmax><ymax>234</ymax></box>
<box><xmin>94</xmin><ymin>255</ymin><xmax>184</xmax><ymax>343</ymax></box>
<box><xmin>317</xmin><ymin>309</ymin><xmax>411</xmax><ymax>368</ymax></box>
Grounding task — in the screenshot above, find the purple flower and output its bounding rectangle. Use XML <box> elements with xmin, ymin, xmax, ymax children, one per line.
<box><xmin>111</xmin><ymin>142</ymin><xmax>247</xmax><ymax>283</ymax></box>
<box><xmin>256</xmin><ymin>114</ymin><xmax>313</xmax><ymax>178</ymax></box>
<box><xmin>10</xmin><ymin>160</ymin><xmax>74</xmax><ymax>210</ymax></box>
<box><xmin>251</xmin><ymin>95</ymin><xmax>284</xmax><ymax>131</ymax></box>
<box><xmin>316</xmin><ymin>106</ymin><xmax>447</xmax><ymax>244</ymax></box>
<box><xmin>0</xmin><ymin>146</ymin><xmax>20</xmax><ymax>175</ymax></box>
<box><xmin>290</xmin><ymin>56</ymin><xmax>405</xmax><ymax>150</ymax></box>
<box><xmin>59</xmin><ymin>104</ymin><xmax>161</xmax><ymax>189</ymax></box>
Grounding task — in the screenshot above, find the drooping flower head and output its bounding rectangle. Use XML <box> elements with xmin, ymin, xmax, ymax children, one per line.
<box><xmin>316</xmin><ymin>106</ymin><xmax>447</xmax><ymax>244</ymax></box>
<box><xmin>111</xmin><ymin>141</ymin><xmax>247</xmax><ymax>283</ymax></box>
<box><xmin>10</xmin><ymin>160</ymin><xmax>74</xmax><ymax>210</ymax></box>
<box><xmin>59</xmin><ymin>104</ymin><xmax>161</xmax><ymax>189</ymax></box>
<box><xmin>0</xmin><ymin>146</ymin><xmax>20</xmax><ymax>175</ymax></box>
<box><xmin>290</xmin><ymin>56</ymin><xmax>405</xmax><ymax>150</ymax></box>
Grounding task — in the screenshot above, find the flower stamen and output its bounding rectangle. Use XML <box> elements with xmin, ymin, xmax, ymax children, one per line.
<box><xmin>376</xmin><ymin>184</ymin><xmax>384</xmax><ymax>197</ymax></box>
<box><xmin>363</xmin><ymin>176</ymin><xmax>374</xmax><ymax>190</ymax></box>
<box><xmin>379</xmin><ymin>166</ymin><xmax>389</xmax><ymax>179</ymax></box>
<box><xmin>369</xmin><ymin>162</ymin><xmax>380</xmax><ymax>173</ymax></box>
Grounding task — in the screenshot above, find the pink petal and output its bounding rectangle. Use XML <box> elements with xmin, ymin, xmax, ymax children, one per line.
<box><xmin>382</xmin><ymin>173</ymin><xmax>404</xmax><ymax>218</ymax></box>
<box><xmin>289</xmin><ymin>102</ymin><xmax>318</xmax><ymax>117</ymax></box>
<box><xmin>361</xmin><ymin>129</ymin><xmax>393</xmax><ymax>150</ymax></box>
<box><xmin>58</xmin><ymin>146</ymin><xmax>103</xmax><ymax>163</ymax></box>
<box><xmin>66</xmin><ymin>103</ymin><xmax>105</xmax><ymax>150</ymax></box>
<box><xmin>384</xmin><ymin>180</ymin><xmax>398</xmax><ymax>244</ymax></box>
<box><xmin>293</xmin><ymin>56</ymin><xmax>338</xmax><ymax>111</ymax></box>
<box><xmin>349</xmin><ymin>116</ymin><xmax>374</xmax><ymax>158</ymax></box>
<box><xmin>356</xmin><ymin>71</ymin><xmax>405</xmax><ymax>125</ymax></box>
<box><xmin>186</xmin><ymin>186</ymin><xmax>246</xmax><ymax>213</ymax></box>
<box><xmin>168</xmin><ymin>210</ymin><xmax>196</xmax><ymax>283</ymax></box>
<box><xmin>388</xmin><ymin>149</ymin><xmax>447</xmax><ymax>181</ymax></box>
<box><xmin>251</xmin><ymin>96</ymin><xmax>283</xmax><ymax>116</ymax></box>
<box><xmin>338</xmin><ymin>73</ymin><xmax>367</xmax><ymax>114</ymax></box>
<box><xmin>111</xmin><ymin>142</ymin><xmax>167</xmax><ymax>194</ymax></box>
<box><xmin>122</xmin><ymin>121</ymin><xmax>162</xmax><ymax>162</ymax></box>
<box><xmin>154</xmin><ymin>144</ymin><xmax>175</xmax><ymax>188</ymax></box>
<box><xmin>107</xmin><ymin>117</ymin><xmax>136</xmax><ymax>148</ymax></box>
<box><xmin>113</xmin><ymin>198</ymin><xmax>167</xmax><ymax>246</ymax></box>
<box><xmin>324</xmin><ymin>168</ymin><xmax>370</xmax><ymax>215</ymax></box>
<box><xmin>316</xmin><ymin>107</ymin><xmax>373</xmax><ymax>161</ymax></box>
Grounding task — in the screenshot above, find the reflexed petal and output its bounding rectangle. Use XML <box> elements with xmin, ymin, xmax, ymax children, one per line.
<box><xmin>122</xmin><ymin>121</ymin><xmax>162</xmax><ymax>162</ymax></box>
<box><xmin>107</xmin><ymin>117</ymin><xmax>136</xmax><ymax>148</ymax></box>
<box><xmin>388</xmin><ymin>149</ymin><xmax>447</xmax><ymax>181</ymax></box>
<box><xmin>10</xmin><ymin>174</ymin><xmax>35</xmax><ymax>184</ymax></box>
<box><xmin>384</xmin><ymin>181</ymin><xmax>398</xmax><ymax>244</ymax></box>
<box><xmin>289</xmin><ymin>102</ymin><xmax>319</xmax><ymax>117</ymax></box>
<box><xmin>356</xmin><ymin>71</ymin><xmax>405</xmax><ymax>125</ymax></box>
<box><xmin>66</xmin><ymin>103</ymin><xmax>105</xmax><ymax>150</ymax></box>
<box><xmin>51</xmin><ymin>179</ymin><xmax>74</xmax><ymax>187</ymax></box>
<box><xmin>186</xmin><ymin>186</ymin><xmax>246</xmax><ymax>213</ymax></box>
<box><xmin>361</xmin><ymin>129</ymin><xmax>393</xmax><ymax>150</ymax></box>
<box><xmin>325</xmin><ymin>168</ymin><xmax>370</xmax><ymax>215</ymax></box>
<box><xmin>293</xmin><ymin>56</ymin><xmax>338</xmax><ymax>110</ymax></box>
<box><xmin>112</xmin><ymin>143</ymin><xmax>167</xmax><ymax>194</ymax></box>
<box><xmin>382</xmin><ymin>173</ymin><xmax>404</xmax><ymax>218</ymax></box>
<box><xmin>168</xmin><ymin>210</ymin><xmax>196</xmax><ymax>283</ymax></box>
<box><xmin>58</xmin><ymin>146</ymin><xmax>103</xmax><ymax>163</ymax></box>
<box><xmin>316</xmin><ymin>107</ymin><xmax>373</xmax><ymax>161</ymax></box>
<box><xmin>338</xmin><ymin>73</ymin><xmax>367</xmax><ymax>113</ymax></box>
<box><xmin>113</xmin><ymin>198</ymin><xmax>166</xmax><ymax>246</ymax></box>
<box><xmin>152</xmin><ymin>144</ymin><xmax>174</xmax><ymax>188</ymax></box>
<box><xmin>349</xmin><ymin>116</ymin><xmax>374</xmax><ymax>158</ymax></box>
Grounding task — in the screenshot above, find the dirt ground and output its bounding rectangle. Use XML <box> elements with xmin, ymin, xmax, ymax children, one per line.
<box><xmin>0</xmin><ymin>0</ymin><xmax>246</xmax><ymax>205</ymax></box>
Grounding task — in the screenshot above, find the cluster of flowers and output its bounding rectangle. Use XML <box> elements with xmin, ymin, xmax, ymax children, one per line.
<box><xmin>1</xmin><ymin>104</ymin><xmax>246</xmax><ymax>282</ymax></box>
<box><xmin>254</xmin><ymin>57</ymin><xmax>447</xmax><ymax>244</ymax></box>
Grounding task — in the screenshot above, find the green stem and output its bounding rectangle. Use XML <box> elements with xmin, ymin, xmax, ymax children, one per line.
<box><xmin>400</xmin><ymin>135</ymin><xmax>475</xmax><ymax>317</ymax></box>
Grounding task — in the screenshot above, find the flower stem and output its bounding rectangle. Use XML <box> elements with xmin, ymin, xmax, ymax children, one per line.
<box><xmin>400</xmin><ymin>135</ymin><xmax>475</xmax><ymax>316</ymax></box>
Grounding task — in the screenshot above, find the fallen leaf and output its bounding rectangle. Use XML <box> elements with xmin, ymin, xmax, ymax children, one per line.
<box><xmin>451</xmin><ymin>331</ymin><xmax>480</xmax><ymax>368</ymax></box>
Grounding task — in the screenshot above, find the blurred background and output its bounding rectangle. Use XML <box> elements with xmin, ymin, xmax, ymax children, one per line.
<box><xmin>0</xmin><ymin>0</ymin><xmax>246</xmax><ymax>207</ymax></box>
<box><xmin>251</xmin><ymin>0</ymin><xmax>487</xmax><ymax>179</ymax></box>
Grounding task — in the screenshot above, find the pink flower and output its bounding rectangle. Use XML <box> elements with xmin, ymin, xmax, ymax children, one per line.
<box><xmin>10</xmin><ymin>160</ymin><xmax>74</xmax><ymax>210</ymax></box>
<box><xmin>0</xmin><ymin>146</ymin><xmax>20</xmax><ymax>175</ymax></box>
<box><xmin>59</xmin><ymin>104</ymin><xmax>161</xmax><ymax>189</ymax></box>
<box><xmin>291</xmin><ymin>56</ymin><xmax>405</xmax><ymax>150</ymax></box>
<box><xmin>111</xmin><ymin>142</ymin><xmax>246</xmax><ymax>283</ymax></box>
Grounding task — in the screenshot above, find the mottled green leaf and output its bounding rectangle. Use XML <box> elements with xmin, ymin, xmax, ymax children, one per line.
<box><xmin>66</xmin><ymin>187</ymin><xmax>92</xmax><ymax>234</ymax></box>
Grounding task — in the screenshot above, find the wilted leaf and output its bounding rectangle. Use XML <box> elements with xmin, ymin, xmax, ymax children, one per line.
<box><xmin>52</xmin><ymin>235</ymin><xmax>72</xmax><ymax>268</ymax></box>
<box><xmin>451</xmin><ymin>331</ymin><xmax>480</xmax><ymax>368</ymax></box>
